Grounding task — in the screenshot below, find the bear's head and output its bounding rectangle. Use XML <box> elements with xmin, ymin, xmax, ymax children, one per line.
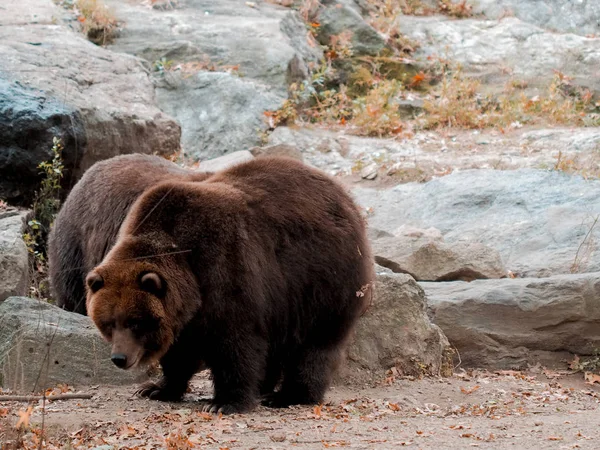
<box><xmin>85</xmin><ymin>236</ymin><xmax>199</xmax><ymax>369</ymax></box>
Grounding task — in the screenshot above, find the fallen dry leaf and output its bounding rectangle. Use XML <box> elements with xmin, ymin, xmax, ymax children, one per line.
<box><xmin>322</xmin><ymin>441</ymin><xmax>349</xmax><ymax>448</ymax></box>
<box><xmin>547</xmin><ymin>436</ymin><xmax>564</xmax><ymax>441</ymax></box>
<box><xmin>584</xmin><ymin>372</ymin><xmax>600</xmax><ymax>385</ymax></box>
<box><xmin>314</xmin><ymin>404</ymin><xmax>323</xmax><ymax>418</ymax></box>
<box><xmin>15</xmin><ymin>406</ymin><xmax>33</xmax><ymax>429</ymax></box>
<box><xmin>388</xmin><ymin>402</ymin><xmax>401</xmax><ymax>411</ymax></box>
<box><xmin>460</xmin><ymin>385</ymin><xmax>481</xmax><ymax>395</ymax></box>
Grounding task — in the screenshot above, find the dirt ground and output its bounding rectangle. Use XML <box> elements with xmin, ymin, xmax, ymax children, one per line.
<box><xmin>1</xmin><ymin>369</ymin><xmax>600</xmax><ymax>449</ymax></box>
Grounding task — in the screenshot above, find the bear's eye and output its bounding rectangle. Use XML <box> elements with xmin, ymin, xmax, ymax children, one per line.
<box><xmin>86</xmin><ymin>272</ymin><xmax>104</xmax><ymax>293</ymax></box>
<box><xmin>138</xmin><ymin>272</ymin><xmax>165</xmax><ymax>297</ymax></box>
<box><xmin>99</xmin><ymin>320</ymin><xmax>115</xmax><ymax>338</ymax></box>
<box><xmin>125</xmin><ymin>318</ymin><xmax>142</xmax><ymax>332</ymax></box>
<box><xmin>125</xmin><ymin>317</ymin><xmax>158</xmax><ymax>335</ymax></box>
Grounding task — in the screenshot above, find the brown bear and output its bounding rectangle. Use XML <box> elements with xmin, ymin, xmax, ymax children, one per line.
<box><xmin>85</xmin><ymin>157</ymin><xmax>374</xmax><ymax>414</ymax></box>
<box><xmin>48</xmin><ymin>154</ymin><xmax>212</xmax><ymax>315</ymax></box>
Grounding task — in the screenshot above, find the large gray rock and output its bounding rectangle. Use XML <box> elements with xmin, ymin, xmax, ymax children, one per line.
<box><xmin>399</xmin><ymin>15</ymin><xmax>600</xmax><ymax>94</ymax></box>
<box><xmin>521</xmin><ymin>127</ymin><xmax>600</xmax><ymax>153</ymax></box>
<box><xmin>474</xmin><ymin>0</ymin><xmax>600</xmax><ymax>36</ymax></box>
<box><xmin>347</xmin><ymin>269</ymin><xmax>451</xmax><ymax>379</ymax></box>
<box><xmin>0</xmin><ymin>80</ymin><xmax>86</xmax><ymax>204</ymax></box>
<box><xmin>317</xmin><ymin>0</ymin><xmax>387</xmax><ymax>56</ymax></box>
<box><xmin>250</xmin><ymin>143</ymin><xmax>304</xmax><ymax>161</ymax></box>
<box><xmin>423</xmin><ymin>272</ymin><xmax>600</xmax><ymax>369</ymax></box>
<box><xmin>0</xmin><ymin>0</ymin><xmax>180</xmax><ymax>205</ymax></box>
<box><xmin>198</xmin><ymin>150</ymin><xmax>254</xmax><ymax>172</ymax></box>
<box><xmin>0</xmin><ymin>211</ymin><xmax>29</xmax><ymax>302</ymax></box>
<box><xmin>372</xmin><ymin>226</ymin><xmax>507</xmax><ymax>281</ymax></box>
<box><xmin>267</xmin><ymin>126</ymin><xmax>597</xmax><ymax>180</ymax></box>
<box><xmin>105</xmin><ymin>0</ymin><xmax>322</xmax><ymax>159</ymax></box>
<box><xmin>155</xmin><ymin>72</ymin><xmax>284</xmax><ymax>159</ymax></box>
<box><xmin>353</xmin><ymin>169</ymin><xmax>600</xmax><ymax>277</ymax></box>
<box><xmin>0</xmin><ymin>297</ymin><xmax>144</xmax><ymax>391</ymax></box>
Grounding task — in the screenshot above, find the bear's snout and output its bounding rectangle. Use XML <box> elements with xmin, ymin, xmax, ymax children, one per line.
<box><xmin>111</xmin><ymin>353</ymin><xmax>128</xmax><ymax>369</ymax></box>
<box><xmin>110</xmin><ymin>328</ymin><xmax>143</xmax><ymax>369</ymax></box>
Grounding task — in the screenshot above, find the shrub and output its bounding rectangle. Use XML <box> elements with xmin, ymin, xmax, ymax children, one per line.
<box><xmin>23</xmin><ymin>137</ymin><xmax>64</xmax><ymax>300</ymax></box>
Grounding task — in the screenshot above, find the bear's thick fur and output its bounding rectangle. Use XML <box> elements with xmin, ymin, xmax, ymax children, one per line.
<box><xmin>48</xmin><ymin>154</ymin><xmax>212</xmax><ymax>315</ymax></box>
<box><xmin>85</xmin><ymin>157</ymin><xmax>374</xmax><ymax>414</ymax></box>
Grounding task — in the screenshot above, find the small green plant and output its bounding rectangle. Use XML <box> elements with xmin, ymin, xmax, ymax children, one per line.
<box><xmin>153</xmin><ymin>57</ymin><xmax>174</xmax><ymax>74</ymax></box>
<box><xmin>23</xmin><ymin>137</ymin><xmax>64</xmax><ymax>300</ymax></box>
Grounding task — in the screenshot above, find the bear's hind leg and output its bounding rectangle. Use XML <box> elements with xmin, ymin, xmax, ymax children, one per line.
<box><xmin>264</xmin><ymin>346</ymin><xmax>339</xmax><ymax>408</ymax></box>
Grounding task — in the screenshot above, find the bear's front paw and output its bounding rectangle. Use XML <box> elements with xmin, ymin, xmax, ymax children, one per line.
<box><xmin>135</xmin><ymin>378</ymin><xmax>184</xmax><ymax>402</ymax></box>
<box><xmin>261</xmin><ymin>391</ymin><xmax>292</xmax><ymax>408</ymax></box>
<box><xmin>198</xmin><ymin>399</ymin><xmax>252</xmax><ymax>415</ymax></box>
<box><xmin>262</xmin><ymin>390</ymin><xmax>321</xmax><ymax>408</ymax></box>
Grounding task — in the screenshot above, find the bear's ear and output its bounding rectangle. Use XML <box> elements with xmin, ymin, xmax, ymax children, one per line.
<box><xmin>139</xmin><ymin>272</ymin><xmax>165</xmax><ymax>297</ymax></box>
<box><xmin>86</xmin><ymin>272</ymin><xmax>104</xmax><ymax>293</ymax></box>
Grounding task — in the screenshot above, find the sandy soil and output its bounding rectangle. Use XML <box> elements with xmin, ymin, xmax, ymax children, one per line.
<box><xmin>2</xmin><ymin>369</ymin><xmax>600</xmax><ymax>449</ymax></box>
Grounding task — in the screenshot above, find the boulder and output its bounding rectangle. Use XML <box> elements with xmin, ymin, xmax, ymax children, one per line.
<box><xmin>0</xmin><ymin>80</ymin><xmax>85</xmax><ymax>204</ymax></box>
<box><xmin>155</xmin><ymin>72</ymin><xmax>284</xmax><ymax>160</ymax></box>
<box><xmin>521</xmin><ymin>128</ymin><xmax>600</xmax><ymax>153</ymax></box>
<box><xmin>423</xmin><ymin>272</ymin><xmax>600</xmax><ymax>369</ymax></box>
<box><xmin>372</xmin><ymin>227</ymin><xmax>507</xmax><ymax>281</ymax></box>
<box><xmin>316</xmin><ymin>1</ymin><xmax>388</xmax><ymax>56</ymax></box>
<box><xmin>198</xmin><ymin>150</ymin><xmax>254</xmax><ymax>173</ymax></box>
<box><xmin>474</xmin><ymin>0</ymin><xmax>600</xmax><ymax>36</ymax></box>
<box><xmin>250</xmin><ymin>143</ymin><xmax>304</xmax><ymax>161</ymax></box>
<box><xmin>399</xmin><ymin>15</ymin><xmax>600</xmax><ymax>94</ymax></box>
<box><xmin>347</xmin><ymin>268</ymin><xmax>451</xmax><ymax>379</ymax></box>
<box><xmin>0</xmin><ymin>297</ymin><xmax>144</xmax><ymax>392</ymax></box>
<box><xmin>0</xmin><ymin>211</ymin><xmax>29</xmax><ymax>302</ymax></box>
<box><xmin>0</xmin><ymin>0</ymin><xmax>180</xmax><ymax>205</ymax></box>
<box><xmin>267</xmin><ymin>125</ymin><xmax>564</xmax><ymax>180</ymax></box>
<box><xmin>353</xmin><ymin>169</ymin><xmax>600</xmax><ymax>277</ymax></box>
<box><xmin>267</xmin><ymin>127</ymin><xmax>355</xmax><ymax>175</ymax></box>
<box><xmin>104</xmin><ymin>0</ymin><xmax>322</xmax><ymax>159</ymax></box>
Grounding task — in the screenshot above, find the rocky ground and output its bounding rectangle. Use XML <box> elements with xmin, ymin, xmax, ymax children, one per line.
<box><xmin>2</xmin><ymin>0</ymin><xmax>600</xmax><ymax>447</ymax></box>
<box><xmin>1</xmin><ymin>370</ymin><xmax>600</xmax><ymax>449</ymax></box>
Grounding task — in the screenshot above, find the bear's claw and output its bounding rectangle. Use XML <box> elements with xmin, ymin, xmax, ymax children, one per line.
<box><xmin>198</xmin><ymin>399</ymin><xmax>248</xmax><ymax>415</ymax></box>
<box><xmin>135</xmin><ymin>379</ymin><xmax>184</xmax><ymax>402</ymax></box>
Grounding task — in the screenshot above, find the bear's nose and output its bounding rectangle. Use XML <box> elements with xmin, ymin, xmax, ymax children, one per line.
<box><xmin>111</xmin><ymin>353</ymin><xmax>128</xmax><ymax>369</ymax></box>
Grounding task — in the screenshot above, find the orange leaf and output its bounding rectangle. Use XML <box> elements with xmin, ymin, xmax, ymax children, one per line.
<box><xmin>584</xmin><ymin>372</ymin><xmax>600</xmax><ymax>385</ymax></box>
<box><xmin>313</xmin><ymin>404</ymin><xmax>322</xmax><ymax>418</ymax></box>
<box><xmin>15</xmin><ymin>406</ymin><xmax>33</xmax><ymax>429</ymax></box>
<box><xmin>409</xmin><ymin>72</ymin><xmax>426</xmax><ymax>88</ymax></box>
<box><xmin>460</xmin><ymin>385</ymin><xmax>480</xmax><ymax>395</ymax></box>
<box><xmin>388</xmin><ymin>402</ymin><xmax>401</xmax><ymax>412</ymax></box>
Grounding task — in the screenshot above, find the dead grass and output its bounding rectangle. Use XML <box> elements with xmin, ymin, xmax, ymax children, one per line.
<box><xmin>265</xmin><ymin>55</ymin><xmax>408</xmax><ymax>138</ymax></box>
<box><xmin>75</xmin><ymin>0</ymin><xmax>119</xmax><ymax>45</ymax></box>
<box><xmin>438</xmin><ymin>0</ymin><xmax>473</xmax><ymax>18</ymax></box>
<box><xmin>422</xmin><ymin>68</ymin><xmax>600</xmax><ymax>131</ymax></box>
<box><xmin>351</xmin><ymin>79</ymin><xmax>405</xmax><ymax>136</ymax></box>
<box><xmin>266</xmin><ymin>3</ymin><xmax>597</xmax><ymax>139</ymax></box>
<box><xmin>366</xmin><ymin>0</ymin><xmax>473</xmax><ymax>21</ymax></box>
